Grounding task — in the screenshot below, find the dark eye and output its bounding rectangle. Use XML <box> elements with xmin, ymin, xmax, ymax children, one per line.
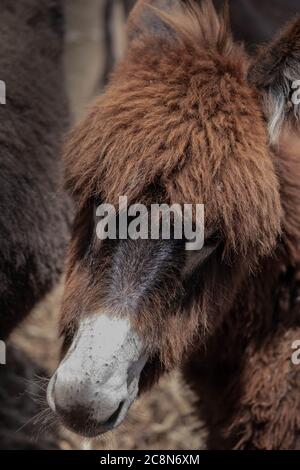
<box><xmin>71</xmin><ymin>201</ymin><xmax>96</xmax><ymax>262</ymax></box>
<box><xmin>183</xmin><ymin>233</ymin><xmax>221</xmax><ymax>277</ymax></box>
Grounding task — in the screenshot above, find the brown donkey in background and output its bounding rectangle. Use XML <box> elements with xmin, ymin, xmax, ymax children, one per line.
<box><xmin>0</xmin><ymin>0</ymin><xmax>70</xmax><ymax>340</ymax></box>
<box><xmin>48</xmin><ymin>0</ymin><xmax>300</xmax><ymax>449</ymax></box>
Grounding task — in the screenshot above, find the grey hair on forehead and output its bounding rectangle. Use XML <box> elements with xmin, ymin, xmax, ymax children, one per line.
<box><xmin>266</xmin><ymin>73</ymin><xmax>300</xmax><ymax>144</ymax></box>
<box><xmin>248</xmin><ymin>15</ymin><xmax>300</xmax><ymax>144</ymax></box>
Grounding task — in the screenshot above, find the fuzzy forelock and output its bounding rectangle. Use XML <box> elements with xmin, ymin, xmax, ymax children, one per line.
<box><xmin>64</xmin><ymin>0</ymin><xmax>240</xmax><ymax>205</ymax></box>
<box><xmin>64</xmin><ymin>0</ymin><xmax>281</xmax><ymax>260</ymax></box>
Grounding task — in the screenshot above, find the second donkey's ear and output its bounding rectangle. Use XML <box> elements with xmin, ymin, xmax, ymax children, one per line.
<box><xmin>126</xmin><ymin>0</ymin><xmax>180</xmax><ymax>42</ymax></box>
<box><xmin>249</xmin><ymin>17</ymin><xmax>300</xmax><ymax>143</ymax></box>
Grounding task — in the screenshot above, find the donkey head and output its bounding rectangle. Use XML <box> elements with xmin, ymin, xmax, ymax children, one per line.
<box><xmin>47</xmin><ymin>0</ymin><xmax>300</xmax><ymax>437</ymax></box>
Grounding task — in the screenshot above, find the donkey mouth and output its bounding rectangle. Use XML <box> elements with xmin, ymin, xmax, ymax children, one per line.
<box><xmin>47</xmin><ymin>369</ymin><xmax>143</xmax><ymax>437</ymax></box>
<box><xmin>86</xmin><ymin>400</ymin><xmax>127</xmax><ymax>437</ymax></box>
<box><xmin>53</xmin><ymin>398</ymin><xmax>129</xmax><ymax>438</ymax></box>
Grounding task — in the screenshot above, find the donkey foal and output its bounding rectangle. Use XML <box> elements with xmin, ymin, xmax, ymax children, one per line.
<box><xmin>48</xmin><ymin>0</ymin><xmax>300</xmax><ymax>449</ymax></box>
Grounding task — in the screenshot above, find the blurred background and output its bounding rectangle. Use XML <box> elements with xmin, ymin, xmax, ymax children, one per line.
<box><xmin>0</xmin><ymin>0</ymin><xmax>203</xmax><ymax>451</ymax></box>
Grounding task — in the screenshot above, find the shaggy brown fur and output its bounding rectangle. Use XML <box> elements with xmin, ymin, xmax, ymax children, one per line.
<box><xmin>60</xmin><ymin>0</ymin><xmax>300</xmax><ymax>449</ymax></box>
<box><xmin>101</xmin><ymin>1</ymin><xmax>300</xmax><ymax>87</ymax></box>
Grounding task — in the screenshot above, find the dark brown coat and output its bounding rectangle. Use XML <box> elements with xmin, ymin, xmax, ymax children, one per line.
<box><xmin>62</xmin><ymin>0</ymin><xmax>300</xmax><ymax>449</ymax></box>
<box><xmin>0</xmin><ymin>0</ymin><xmax>71</xmax><ymax>339</ymax></box>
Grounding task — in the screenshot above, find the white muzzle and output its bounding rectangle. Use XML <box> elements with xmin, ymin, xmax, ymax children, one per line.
<box><xmin>47</xmin><ymin>313</ymin><xmax>147</xmax><ymax>437</ymax></box>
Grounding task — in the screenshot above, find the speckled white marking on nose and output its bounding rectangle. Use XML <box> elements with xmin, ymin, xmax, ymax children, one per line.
<box><xmin>48</xmin><ymin>314</ymin><xmax>147</xmax><ymax>430</ymax></box>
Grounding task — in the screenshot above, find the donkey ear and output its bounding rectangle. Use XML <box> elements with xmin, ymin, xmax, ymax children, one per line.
<box><xmin>127</xmin><ymin>0</ymin><xmax>179</xmax><ymax>42</ymax></box>
<box><xmin>248</xmin><ymin>17</ymin><xmax>300</xmax><ymax>143</ymax></box>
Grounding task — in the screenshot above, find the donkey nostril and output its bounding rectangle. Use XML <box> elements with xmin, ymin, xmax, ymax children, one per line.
<box><xmin>103</xmin><ymin>400</ymin><xmax>125</xmax><ymax>427</ymax></box>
